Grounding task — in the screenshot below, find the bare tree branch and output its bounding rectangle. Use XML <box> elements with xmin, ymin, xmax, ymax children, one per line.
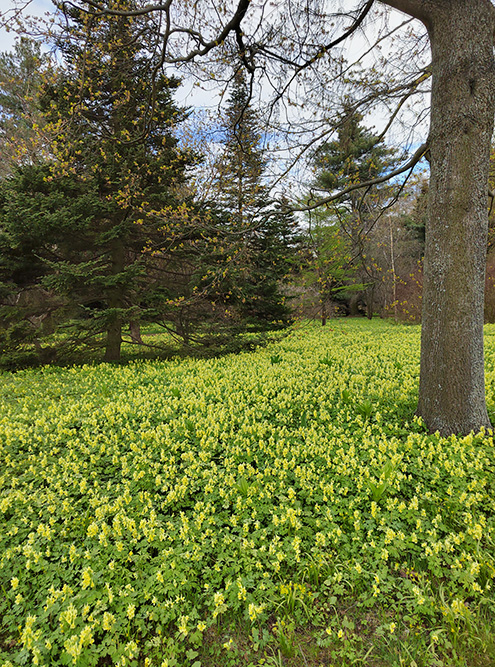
<box><xmin>60</xmin><ymin>0</ymin><xmax>254</xmax><ymax>64</ymax></box>
<box><xmin>59</xmin><ymin>0</ymin><xmax>173</xmax><ymax>19</ymax></box>
<box><xmin>375</xmin><ymin>67</ymin><xmax>431</xmax><ymax>142</ymax></box>
<box><xmin>256</xmin><ymin>0</ymin><xmax>376</xmax><ymax>70</ymax></box>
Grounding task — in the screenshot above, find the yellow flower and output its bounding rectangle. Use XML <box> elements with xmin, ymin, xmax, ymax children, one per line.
<box><xmin>213</xmin><ymin>592</ymin><xmax>225</xmax><ymax>618</ymax></box>
<box><xmin>472</xmin><ymin>524</ymin><xmax>483</xmax><ymax>540</ymax></box>
<box><xmin>248</xmin><ymin>603</ymin><xmax>265</xmax><ymax>622</ymax></box>
<box><xmin>63</xmin><ymin>634</ymin><xmax>82</xmax><ymax>663</ymax></box>
<box><xmin>80</xmin><ymin>625</ymin><xmax>94</xmax><ymax>646</ymax></box>
<box><xmin>59</xmin><ymin>603</ymin><xmax>78</xmax><ymax>629</ymax></box>
<box><xmin>384</xmin><ymin>528</ymin><xmax>395</xmax><ymax>544</ymax></box>
<box><xmin>237</xmin><ymin>579</ymin><xmax>247</xmax><ymax>600</ymax></box>
<box><xmin>178</xmin><ymin>615</ymin><xmax>189</xmax><ymax>636</ymax></box>
<box><xmin>81</xmin><ymin>567</ymin><xmax>94</xmax><ymax>590</ymax></box>
<box><xmin>87</xmin><ymin>522</ymin><xmax>98</xmax><ymax>538</ymax></box>
<box><xmin>102</xmin><ymin>612</ymin><xmax>115</xmax><ymax>631</ymax></box>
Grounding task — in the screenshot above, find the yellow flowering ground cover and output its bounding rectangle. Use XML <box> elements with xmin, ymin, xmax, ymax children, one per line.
<box><xmin>1</xmin><ymin>319</ymin><xmax>495</xmax><ymax>666</ymax></box>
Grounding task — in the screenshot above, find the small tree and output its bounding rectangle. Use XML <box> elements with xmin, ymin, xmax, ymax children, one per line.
<box><xmin>296</xmin><ymin>204</ymin><xmax>359</xmax><ymax>324</ymax></box>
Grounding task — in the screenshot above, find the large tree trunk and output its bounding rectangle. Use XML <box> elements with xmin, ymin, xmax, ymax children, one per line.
<box><xmin>382</xmin><ymin>0</ymin><xmax>495</xmax><ymax>434</ymax></box>
<box><xmin>417</xmin><ymin>1</ymin><xmax>495</xmax><ymax>434</ymax></box>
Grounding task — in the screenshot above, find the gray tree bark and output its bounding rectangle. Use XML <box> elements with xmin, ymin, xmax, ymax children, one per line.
<box><xmin>380</xmin><ymin>0</ymin><xmax>495</xmax><ymax>435</ymax></box>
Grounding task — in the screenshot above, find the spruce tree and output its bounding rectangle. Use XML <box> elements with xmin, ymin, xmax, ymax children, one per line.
<box><xmin>214</xmin><ymin>70</ymin><xmax>300</xmax><ymax>326</ymax></box>
<box><xmin>0</xmin><ymin>38</ymin><xmax>50</xmax><ymax>178</ymax></box>
<box><xmin>215</xmin><ymin>70</ymin><xmax>266</xmax><ymax>226</ymax></box>
<box><xmin>310</xmin><ymin>106</ymin><xmax>398</xmax><ymax>317</ymax></box>
<box><xmin>313</xmin><ymin>106</ymin><xmax>395</xmax><ymax>195</ymax></box>
<box><xmin>0</xmin><ymin>1</ymin><xmax>198</xmax><ymax>363</ymax></box>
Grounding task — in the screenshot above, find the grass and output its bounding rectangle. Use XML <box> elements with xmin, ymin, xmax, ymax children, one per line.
<box><xmin>1</xmin><ymin>318</ymin><xmax>495</xmax><ymax>666</ymax></box>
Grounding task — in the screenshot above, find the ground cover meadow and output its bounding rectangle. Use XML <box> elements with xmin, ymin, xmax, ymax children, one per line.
<box><xmin>2</xmin><ymin>319</ymin><xmax>495</xmax><ymax>667</ymax></box>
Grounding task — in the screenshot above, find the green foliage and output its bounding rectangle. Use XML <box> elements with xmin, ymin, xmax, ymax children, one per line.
<box><xmin>296</xmin><ymin>206</ymin><xmax>359</xmax><ymax>322</ymax></box>
<box><xmin>403</xmin><ymin>178</ymin><xmax>428</xmax><ymax>249</ymax></box>
<box><xmin>0</xmin><ymin>37</ymin><xmax>50</xmax><ymax>177</ymax></box>
<box><xmin>214</xmin><ymin>69</ymin><xmax>267</xmax><ymax>221</ymax></box>
<box><xmin>312</xmin><ymin>104</ymin><xmax>397</xmax><ymax>196</ymax></box>
<box><xmin>305</xmin><ymin>105</ymin><xmax>399</xmax><ymax>319</ymax></box>
<box><xmin>0</xmin><ymin>40</ymin><xmax>301</xmax><ymax>367</ymax></box>
<box><xmin>1</xmin><ymin>320</ymin><xmax>495</xmax><ymax>666</ymax></box>
<box><xmin>0</xmin><ymin>4</ymin><xmax>209</xmax><ymax>363</ymax></box>
<box><xmin>212</xmin><ymin>70</ymin><xmax>302</xmax><ymax>327</ymax></box>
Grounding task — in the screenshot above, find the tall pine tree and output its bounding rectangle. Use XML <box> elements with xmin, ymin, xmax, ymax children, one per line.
<box><xmin>310</xmin><ymin>105</ymin><xmax>398</xmax><ymax>317</ymax></box>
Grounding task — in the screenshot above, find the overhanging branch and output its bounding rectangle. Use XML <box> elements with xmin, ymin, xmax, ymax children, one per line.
<box><xmin>254</xmin><ymin>0</ymin><xmax>376</xmax><ymax>75</ymax></box>
<box><xmin>295</xmin><ymin>140</ymin><xmax>429</xmax><ymax>213</ymax></box>
<box><xmin>59</xmin><ymin>0</ymin><xmax>253</xmax><ymax>63</ymax></box>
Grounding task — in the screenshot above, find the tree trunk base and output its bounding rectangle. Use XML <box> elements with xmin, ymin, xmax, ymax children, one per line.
<box><xmin>415</xmin><ymin>404</ymin><xmax>492</xmax><ymax>437</ymax></box>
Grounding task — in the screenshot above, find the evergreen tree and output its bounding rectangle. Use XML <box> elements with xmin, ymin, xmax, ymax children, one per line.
<box><xmin>0</xmin><ymin>1</ymin><xmax>199</xmax><ymax>363</ymax></box>
<box><xmin>313</xmin><ymin>106</ymin><xmax>395</xmax><ymax>195</ymax></box>
<box><xmin>310</xmin><ymin>106</ymin><xmax>398</xmax><ymax>317</ymax></box>
<box><xmin>214</xmin><ymin>70</ymin><xmax>267</xmax><ymax>226</ymax></box>
<box><xmin>213</xmin><ymin>70</ymin><xmax>301</xmax><ymax>326</ymax></box>
<box><xmin>0</xmin><ymin>38</ymin><xmax>51</xmax><ymax>177</ymax></box>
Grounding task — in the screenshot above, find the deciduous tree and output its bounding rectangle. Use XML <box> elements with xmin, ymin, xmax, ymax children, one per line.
<box><xmin>381</xmin><ymin>0</ymin><xmax>495</xmax><ymax>435</ymax></box>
